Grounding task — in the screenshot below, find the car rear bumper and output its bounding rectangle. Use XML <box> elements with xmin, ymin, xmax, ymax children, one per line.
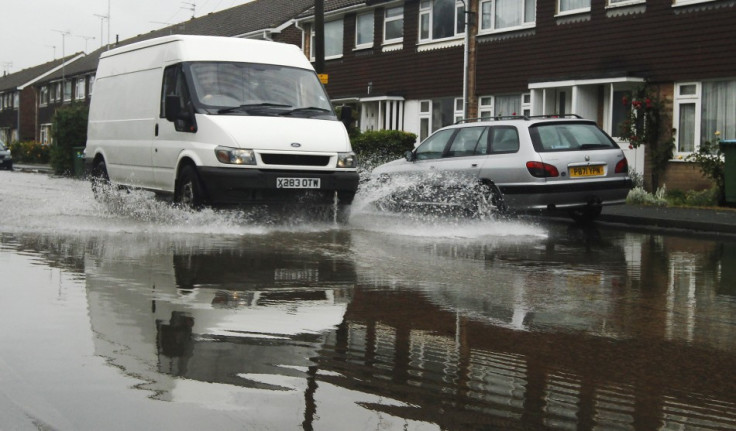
<box><xmin>197</xmin><ymin>167</ymin><xmax>360</xmax><ymax>205</ymax></box>
<box><xmin>499</xmin><ymin>178</ymin><xmax>633</xmax><ymax>210</ymax></box>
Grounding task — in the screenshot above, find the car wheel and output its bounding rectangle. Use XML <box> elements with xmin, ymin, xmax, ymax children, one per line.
<box><xmin>472</xmin><ymin>182</ymin><xmax>507</xmax><ymax>218</ymax></box>
<box><xmin>91</xmin><ymin>159</ymin><xmax>110</xmax><ymax>200</ymax></box>
<box><xmin>176</xmin><ymin>165</ymin><xmax>206</xmax><ymax>209</ymax></box>
<box><xmin>568</xmin><ymin>205</ymin><xmax>602</xmax><ymax>224</ymax></box>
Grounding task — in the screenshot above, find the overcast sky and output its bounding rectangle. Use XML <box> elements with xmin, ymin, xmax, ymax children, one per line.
<box><xmin>1</xmin><ymin>0</ymin><xmax>255</xmax><ymax>74</ymax></box>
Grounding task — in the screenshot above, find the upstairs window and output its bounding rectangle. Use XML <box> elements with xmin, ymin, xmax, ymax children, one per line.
<box><xmin>384</xmin><ymin>6</ymin><xmax>404</xmax><ymax>43</ymax></box>
<box><xmin>63</xmin><ymin>81</ymin><xmax>72</xmax><ymax>102</ymax></box>
<box><xmin>311</xmin><ymin>19</ymin><xmax>344</xmax><ymax>59</ymax></box>
<box><xmin>355</xmin><ymin>12</ymin><xmax>374</xmax><ymax>49</ymax></box>
<box><xmin>75</xmin><ymin>78</ymin><xmax>86</xmax><ymax>100</ymax></box>
<box><xmin>480</xmin><ymin>0</ymin><xmax>536</xmax><ymax>32</ymax></box>
<box><xmin>558</xmin><ymin>0</ymin><xmax>591</xmax><ymax>14</ymax></box>
<box><xmin>419</xmin><ymin>0</ymin><xmax>465</xmax><ymax>42</ymax></box>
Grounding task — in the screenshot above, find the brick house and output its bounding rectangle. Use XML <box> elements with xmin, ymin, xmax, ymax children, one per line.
<box><xmin>0</xmin><ymin>54</ymin><xmax>83</xmax><ymax>145</ymax></box>
<box><xmin>296</xmin><ymin>0</ymin><xmax>736</xmax><ymax>192</ymax></box>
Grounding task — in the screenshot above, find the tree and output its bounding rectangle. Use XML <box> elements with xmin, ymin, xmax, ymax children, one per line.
<box><xmin>50</xmin><ymin>103</ymin><xmax>88</xmax><ymax>175</ymax></box>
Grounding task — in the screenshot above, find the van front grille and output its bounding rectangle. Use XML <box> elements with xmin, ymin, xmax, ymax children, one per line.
<box><xmin>261</xmin><ymin>154</ymin><xmax>330</xmax><ymax>166</ymax></box>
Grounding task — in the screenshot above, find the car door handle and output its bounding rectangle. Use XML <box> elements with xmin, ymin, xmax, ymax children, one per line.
<box><xmin>471</xmin><ymin>163</ymin><xmax>478</xmax><ymax>167</ymax></box>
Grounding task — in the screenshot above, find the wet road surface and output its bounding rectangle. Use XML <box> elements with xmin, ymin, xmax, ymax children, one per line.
<box><xmin>1</xmin><ymin>171</ymin><xmax>736</xmax><ymax>430</ymax></box>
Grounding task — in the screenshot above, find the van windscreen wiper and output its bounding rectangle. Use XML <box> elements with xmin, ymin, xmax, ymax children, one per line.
<box><xmin>279</xmin><ymin>106</ymin><xmax>332</xmax><ymax>117</ymax></box>
<box><xmin>218</xmin><ymin>103</ymin><xmax>291</xmax><ymax>114</ymax></box>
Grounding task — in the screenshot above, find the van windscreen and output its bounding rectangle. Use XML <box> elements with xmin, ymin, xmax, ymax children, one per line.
<box><xmin>185</xmin><ymin>62</ymin><xmax>335</xmax><ymax>119</ymax></box>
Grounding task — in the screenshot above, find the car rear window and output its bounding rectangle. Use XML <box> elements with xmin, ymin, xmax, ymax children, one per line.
<box><xmin>529</xmin><ymin>122</ymin><xmax>617</xmax><ymax>152</ymax></box>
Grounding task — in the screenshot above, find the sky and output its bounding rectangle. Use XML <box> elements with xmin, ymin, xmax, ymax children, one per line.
<box><xmin>1</xmin><ymin>0</ymin><xmax>255</xmax><ymax>74</ymax></box>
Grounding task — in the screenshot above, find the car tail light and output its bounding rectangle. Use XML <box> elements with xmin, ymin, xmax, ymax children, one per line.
<box><xmin>615</xmin><ymin>157</ymin><xmax>629</xmax><ymax>174</ymax></box>
<box><xmin>526</xmin><ymin>161</ymin><xmax>559</xmax><ymax>178</ymax></box>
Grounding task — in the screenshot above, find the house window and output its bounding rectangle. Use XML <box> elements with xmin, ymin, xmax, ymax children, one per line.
<box><xmin>455</xmin><ymin>97</ymin><xmax>464</xmax><ymax>122</ymax></box>
<box><xmin>75</xmin><ymin>78</ymin><xmax>86</xmax><ymax>100</ymax></box>
<box><xmin>311</xmin><ymin>19</ymin><xmax>344</xmax><ymax>59</ymax></box>
<box><xmin>419</xmin><ymin>100</ymin><xmax>431</xmax><ymax>141</ymax></box>
<box><xmin>384</xmin><ymin>6</ymin><xmax>404</xmax><ymax>43</ymax></box>
<box><xmin>674</xmin><ymin>83</ymin><xmax>701</xmax><ymax>154</ymax></box>
<box><xmin>495</xmin><ymin>94</ymin><xmax>522</xmax><ymax>116</ymax></box>
<box><xmin>419</xmin><ymin>0</ymin><xmax>465</xmax><ymax>42</ymax></box>
<box><xmin>356</xmin><ymin>12</ymin><xmax>374</xmax><ymax>49</ymax></box>
<box><xmin>480</xmin><ymin>0</ymin><xmax>536</xmax><ymax>32</ymax></box>
<box><xmin>558</xmin><ymin>0</ymin><xmax>591</xmax><ymax>14</ymax></box>
<box><xmin>88</xmin><ymin>75</ymin><xmax>95</xmax><ymax>95</ymax></box>
<box><xmin>702</xmin><ymin>80</ymin><xmax>736</xmax><ymax>144</ymax></box>
<box><xmin>40</xmin><ymin>86</ymin><xmax>48</xmax><ymax>106</ymax></box>
<box><xmin>479</xmin><ymin>96</ymin><xmax>493</xmax><ymax>119</ymax></box>
<box><xmin>608</xmin><ymin>0</ymin><xmax>644</xmax><ymax>5</ymax></box>
<box><xmin>63</xmin><ymin>80</ymin><xmax>72</xmax><ymax>102</ymax></box>
<box><xmin>40</xmin><ymin>124</ymin><xmax>52</xmax><ymax>145</ymax></box>
<box><xmin>521</xmin><ymin>93</ymin><xmax>531</xmax><ymax>116</ymax></box>
<box><xmin>673</xmin><ymin>0</ymin><xmax>715</xmax><ymax>5</ymax></box>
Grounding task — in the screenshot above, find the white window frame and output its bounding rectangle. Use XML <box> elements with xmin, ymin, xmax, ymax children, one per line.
<box><xmin>63</xmin><ymin>80</ymin><xmax>72</xmax><ymax>102</ymax></box>
<box><xmin>557</xmin><ymin>0</ymin><xmax>591</xmax><ymax>16</ymax></box>
<box><xmin>40</xmin><ymin>123</ymin><xmax>53</xmax><ymax>145</ymax></box>
<box><xmin>40</xmin><ymin>86</ymin><xmax>48</xmax><ymax>107</ymax></box>
<box><xmin>454</xmin><ymin>97</ymin><xmax>464</xmax><ymax>123</ymax></box>
<box><xmin>355</xmin><ymin>11</ymin><xmax>374</xmax><ymax>50</ymax></box>
<box><xmin>383</xmin><ymin>5</ymin><xmax>404</xmax><ymax>45</ymax></box>
<box><xmin>419</xmin><ymin>100</ymin><xmax>432</xmax><ymax>142</ymax></box>
<box><xmin>310</xmin><ymin>19</ymin><xmax>344</xmax><ymax>60</ymax></box>
<box><xmin>418</xmin><ymin>0</ymin><xmax>466</xmax><ymax>43</ymax></box>
<box><xmin>673</xmin><ymin>82</ymin><xmax>701</xmax><ymax>156</ymax></box>
<box><xmin>88</xmin><ymin>75</ymin><xmax>95</xmax><ymax>96</ymax></box>
<box><xmin>479</xmin><ymin>0</ymin><xmax>536</xmax><ymax>34</ymax></box>
<box><xmin>479</xmin><ymin>96</ymin><xmax>493</xmax><ymax>119</ymax></box>
<box><xmin>673</xmin><ymin>0</ymin><xmax>717</xmax><ymax>6</ymax></box>
<box><xmin>75</xmin><ymin>78</ymin><xmax>86</xmax><ymax>100</ymax></box>
<box><xmin>607</xmin><ymin>0</ymin><xmax>645</xmax><ymax>7</ymax></box>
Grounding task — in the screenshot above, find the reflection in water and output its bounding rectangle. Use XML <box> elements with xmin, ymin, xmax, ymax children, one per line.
<box><xmin>3</xmin><ymin>222</ymin><xmax>736</xmax><ymax>430</ymax></box>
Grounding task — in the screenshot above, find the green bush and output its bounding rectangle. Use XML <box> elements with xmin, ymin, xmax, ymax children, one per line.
<box><xmin>351</xmin><ymin>130</ymin><xmax>417</xmax><ymax>171</ymax></box>
<box><xmin>50</xmin><ymin>103</ymin><xmax>88</xmax><ymax>175</ymax></box>
<box><xmin>9</xmin><ymin>141</ymin><xmax>50</xmax><ymax>163</ymax></box>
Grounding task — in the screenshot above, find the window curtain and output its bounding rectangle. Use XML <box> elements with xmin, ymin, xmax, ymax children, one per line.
<box><xmin>678</xmin><ymin>104</ymin><xmax>695</xmax><ymax>153</ymax></box>
<box><xmin>496</xmin><ymin>0</ymin><xmax>522</xmax><ymax>28</ymax></box>
<box><xmin>702</xmin><ymin>80</ymin><xmax>736</xmax><ymax>142</ymax></box>
<box><xmin>559</xmin><ymin>0</ymin><xmax>590</xmax><ymax>12</ymax></box>
<box><xmin>495</xmin><ymin>95</ymin><xmax>521</xmax><ymax>117</ymax></box>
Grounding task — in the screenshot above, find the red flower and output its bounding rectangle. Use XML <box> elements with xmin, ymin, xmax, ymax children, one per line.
<box><xmin>645</xmin><ymin>98</ymin><xmax>653</xmax><ymax>109</ymax></box>
<box><xmin>622</xmin><ymin>96</ymin><xmax>629</xmax><ymax>106</ymax></box>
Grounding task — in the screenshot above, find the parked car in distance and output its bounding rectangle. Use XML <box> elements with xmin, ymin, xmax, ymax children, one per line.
<box><xmin>0</xmin><ymin>143</ymin><xmax>12</xmax><ymax>170</ymax></box>
<box><xmin>371</xmin><ymin>115</ymin><xmax>633</xmax><ymax>222</ymax></box>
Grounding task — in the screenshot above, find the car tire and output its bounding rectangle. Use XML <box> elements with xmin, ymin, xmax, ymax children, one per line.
<box><xmin>568</xmin><ymin>205</ymin><xmax>602</xmax><ymax>224</ymax></box>
<box><xmin>472</xmin><ymin>181</ymin><xmax>507</xmax><ymax>218</ymax></box>
<box><xmin>91</xmin><ymin>159</ymin><xmax>110</xmax><ymax>201</ymax></box>
<box><xmin>176</xmin><ymin>164</ymin><xmax>207</xmax><ymax>209</ymax></box>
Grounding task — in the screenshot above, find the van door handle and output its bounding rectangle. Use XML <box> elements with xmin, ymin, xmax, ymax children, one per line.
<box><xmin>471</xmin><ymin>163</ymin><xmax>478</xmax><ymax>167</ymax></box>
<box><xmin>155</xmin><ymin>123</ymin><xmax>159</xmax><ymax>136</ymax></box>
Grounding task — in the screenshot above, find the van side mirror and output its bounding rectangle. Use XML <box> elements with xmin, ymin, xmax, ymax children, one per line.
<box><xmin>165</xmin><ymin>95</ymin><xmax>182</xmax><ymax>122</ymax></box>
<box><xmin>404</xmin><ymin>150</ymin><xmax>416</xmax><ymax>162</ymax></box>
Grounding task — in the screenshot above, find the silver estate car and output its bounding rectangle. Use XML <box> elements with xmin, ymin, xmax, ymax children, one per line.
<box><xmin>371</xmin><ymin>115</ymin><xmax>633</xmax><ymax>222</ymax></box>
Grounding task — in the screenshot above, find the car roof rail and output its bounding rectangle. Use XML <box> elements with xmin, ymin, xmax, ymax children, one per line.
<box><xmin>454</xmin><ymin>114</ymin><xmax>583</xmax><ymax>124</ymax></box>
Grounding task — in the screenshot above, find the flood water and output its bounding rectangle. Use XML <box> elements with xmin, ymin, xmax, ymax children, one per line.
<box><xmin>2</xmin><ymin>171</ymin><xmax>736</xmax><ymax>430</ymax></box>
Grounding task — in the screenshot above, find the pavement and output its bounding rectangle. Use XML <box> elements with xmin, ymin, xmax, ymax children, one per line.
<box><xmin>10</xmin><ymin>162</ymin><xmax>736</xmax><ymax>236</ymax></box>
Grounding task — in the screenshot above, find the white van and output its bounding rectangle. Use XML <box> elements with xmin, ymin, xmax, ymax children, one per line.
<box><xmin>85</xmin><ymin>35</ymin><xmax>358</xmax><ymax>217</ymax></box>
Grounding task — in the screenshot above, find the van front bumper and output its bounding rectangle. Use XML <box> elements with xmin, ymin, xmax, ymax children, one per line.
<box><xmin>197</xmin><ymin>167</ymin><xmax>360</xmax><ymax>205</ymax></box>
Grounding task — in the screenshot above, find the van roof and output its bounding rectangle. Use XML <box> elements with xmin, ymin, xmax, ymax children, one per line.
<box><xmin>99</xmin><ymin>35</ymin><xmax>312</xmax><ymax>70</ymax></box>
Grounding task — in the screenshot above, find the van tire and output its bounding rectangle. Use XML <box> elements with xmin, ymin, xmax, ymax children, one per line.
<box><xmin>176</xmin><ymin>165</ymin><xmax>206</xmax><ymax>209</ymax></box>
<box><xmin>91</xmin><ymin>160</ymin><xmax>110</xmax><ymax>200</ymax></box>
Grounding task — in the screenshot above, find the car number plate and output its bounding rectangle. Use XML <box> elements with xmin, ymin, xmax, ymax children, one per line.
<box><xmin>569</xmin><ymin>165</ymin><xmax>604</xmax><ymax>178</ymax></box>
<box><xmin>276</xmin><ymin>177</ymin><xmax>321</xmax><ymax>189</ymax></box>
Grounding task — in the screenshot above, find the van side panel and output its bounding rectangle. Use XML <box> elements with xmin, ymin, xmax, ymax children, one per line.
<box><xmin>88</xmin><ymin>44</ymin><xmax>168</xmax><ymax>187</ymax></box>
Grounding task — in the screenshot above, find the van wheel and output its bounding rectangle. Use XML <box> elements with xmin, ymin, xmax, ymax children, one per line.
<box><xmin>176</xmin><ymin>165</ymin><xmax>206</xmax><ymax>209</ymax></box>
<box><xmin>91</xmin><ymin>160</ymin><xmax>110</xmax><ymax>200</ymax></box>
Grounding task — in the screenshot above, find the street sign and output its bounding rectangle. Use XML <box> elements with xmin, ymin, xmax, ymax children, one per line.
<box><xmin>318</xmin><ymin>74</ymin><xmax>329</xmax><ymax>84</ymax></box>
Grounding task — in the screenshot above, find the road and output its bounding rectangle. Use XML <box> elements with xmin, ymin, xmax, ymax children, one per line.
<box><xmin>1</xmin><ymin>170</ymin><xmax>736</xmax><ymax>430</ymax></box>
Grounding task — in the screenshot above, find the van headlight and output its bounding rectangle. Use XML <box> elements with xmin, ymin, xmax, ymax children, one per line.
<box><xmin>337</xmin><ymin>152</ymin><xmax>356</xmax><ymax>168</ymax></box>
<box><xmin>215</xmin><ymin>146</ymin><xmax>256</xmax><ymax>165</ymax></box>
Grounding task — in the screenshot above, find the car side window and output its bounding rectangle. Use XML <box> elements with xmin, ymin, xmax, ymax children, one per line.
<box><xmin>489</xmin><ymin>126</ymin><xmax>520</xmax><ymax>154</ymax></box>
<box><xmin>446</xmin><ymin>127</ymin><xmax>487</xmax><ymax>158</ymax></box>
<box><xmin>415</xmin><ymin>129</ymin><xmax>456</xmax><ymax>160</ymax></box>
